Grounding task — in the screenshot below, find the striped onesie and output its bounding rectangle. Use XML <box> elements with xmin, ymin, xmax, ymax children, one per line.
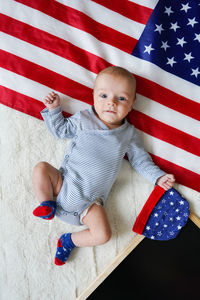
<box><xmin>41</xmin><ymin>106</ymin><xmax>165</xmax><ymax>226</ymax></box>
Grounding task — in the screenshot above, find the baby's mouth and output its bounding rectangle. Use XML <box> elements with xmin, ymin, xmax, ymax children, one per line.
<box><xmin>104</xmin><ymin>110</ymin><xmax>116</xmax><ymax>114</ymax></box>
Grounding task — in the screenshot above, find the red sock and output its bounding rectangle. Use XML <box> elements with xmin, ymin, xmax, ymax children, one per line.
<box><xmin>33</xmin><ymin>201</ymin><xmax>57</xmax><ymax>220</ymax></box>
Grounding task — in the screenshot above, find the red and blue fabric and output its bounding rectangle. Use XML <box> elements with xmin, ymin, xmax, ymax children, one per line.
<box><xmin>33</xmin><ymin>200</ymin><xmax>57</xmax><ymax>220</ymax></box>
<box><xmin>133</xmin><ymin>186</ymin><xmax>190</xmax><ymax>241</ymax></box>
<box><xmin>55</xmin><ymin>233</ymin><xmax>76</xmax><ymax>266</ymax></box>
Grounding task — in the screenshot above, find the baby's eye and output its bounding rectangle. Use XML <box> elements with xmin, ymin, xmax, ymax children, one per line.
<box><xmin>100</xmin><ymin>94</ymin><xmax>107</xmax><ymax>99</ymax></box>
<box><xmin>118</xmin><ymin>96</ymin><xmax>126</xmax><ymax>101</ymax></box>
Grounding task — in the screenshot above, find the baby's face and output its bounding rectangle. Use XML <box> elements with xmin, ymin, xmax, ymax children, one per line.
<box><xmin>93</xmin><ymin>73</ymin><xmax>136</xmax><ymax>129</ymax></box>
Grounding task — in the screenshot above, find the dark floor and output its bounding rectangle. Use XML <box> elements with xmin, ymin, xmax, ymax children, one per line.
<box><xmin>88</xmin><ymin>219</ymin><xmax>200</xmax><ymax>300</ymax></box>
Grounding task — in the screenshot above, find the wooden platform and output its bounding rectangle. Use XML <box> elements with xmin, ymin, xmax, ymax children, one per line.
<box><xmin>78</xmin><ymin>212</ymin><xmax>200</xmax><ymax>299</ymax></box>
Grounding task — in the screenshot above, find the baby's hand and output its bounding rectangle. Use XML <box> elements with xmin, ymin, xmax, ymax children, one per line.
<box><xmin>156</xmin><ymin>174</ymin><xmax>175</xmax><ymax>190</ymax></box>
<box><xmin>43</xmin><ymin>91</ymin><xmax>60</xmax><ymax>111</ymax></box>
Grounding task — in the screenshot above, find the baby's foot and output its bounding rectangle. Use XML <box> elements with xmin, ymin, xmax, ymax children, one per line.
<box><xmin>33</xmin><ymin>200</ymin><xmax>57</xmax><ymax>220</ymax></box>
<box><xmin>55</xmin><ymin>233</ymin><xmax>76</xmax><ymax>266</ymax></box>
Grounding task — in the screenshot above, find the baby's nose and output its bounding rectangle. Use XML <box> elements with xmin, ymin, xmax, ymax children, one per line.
<box><xmin>108</xmin><ymin>97</ymin><xmax>116</xmax><ymax>105</ymax></box>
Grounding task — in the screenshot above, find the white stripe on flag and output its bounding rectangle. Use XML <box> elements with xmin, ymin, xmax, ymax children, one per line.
<box><xmin>139</xmin><ymin>131</ymin><xmax>200</xmax><ymax>174</ymax></box>
<box><xmin>134</xmin><ymin>95</ymin><xmax>200</xmax><ymax>138</ymax></box>
<box><xmin>56</xmin><ymin>0</ymin><xmax>145</xmax><ymax>40</ymax></box>
<box><xmin>0</xmin><ymin>68</ymin><xmax>89</xmax><ymax>114</ymax></box>
<box><xmin>1</xmin><ymin>33</ymin><xmax>96</xmax><ymax>89</ymax></box>
<box><xmin>128</xmin><ymin>0</ymin><xmax>159</xmax><ymax>9</ymax></box>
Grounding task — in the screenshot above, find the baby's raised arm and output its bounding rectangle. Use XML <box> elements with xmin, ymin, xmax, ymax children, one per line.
<box><xmin>44</xmin><ymin>91</ymin><xmax>60</xmax><ymax>111</ymax></box>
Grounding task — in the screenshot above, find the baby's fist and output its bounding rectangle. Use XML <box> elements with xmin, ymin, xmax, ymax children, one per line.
<box><xmin>44</xmin><ymin>91</ymin><xmax>60</xmax><ymax>111</ymax></box>
<box><xmin>156</xmin><ymin>174</ymin><xmax>175</xmax><ymax>190</ymax></box>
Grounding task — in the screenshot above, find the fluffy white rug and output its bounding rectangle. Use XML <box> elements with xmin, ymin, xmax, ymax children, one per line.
<box><xmin>0</xmin><ymin>104</ymin><xmax>199</xmax><ymax>300</ymax></box>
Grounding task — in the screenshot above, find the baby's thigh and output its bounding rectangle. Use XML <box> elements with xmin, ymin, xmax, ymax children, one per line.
<box><xmin>49</xmin><ymin>165</ymin><xmax>63</xmax><ymax>196</ymax></box>
<box><xmin>42</xmin><ymin>162</ymin><xmax>63</xmax><ymax>196</ymax></box>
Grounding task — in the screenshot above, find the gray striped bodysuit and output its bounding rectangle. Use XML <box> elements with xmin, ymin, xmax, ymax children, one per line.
<box><xmin>41</xmin><ymin>106</ymin><xmax>165</xmax><ymax>226</ymax></box>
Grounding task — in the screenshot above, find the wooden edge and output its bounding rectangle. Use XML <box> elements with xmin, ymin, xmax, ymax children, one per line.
<box><xmin>76</xmin><ymin>234</ymin><xmax>144</xmax><ymax>300</ymax></box>
<box><xmin>189</xmin><ymin>212</ymin><xmax>200</xmax><ymax>229</ymax></box>
<box><xmin>77</xmin><ymin>212</ymin><xmax>200</xmax><ymax>300</ymax></box>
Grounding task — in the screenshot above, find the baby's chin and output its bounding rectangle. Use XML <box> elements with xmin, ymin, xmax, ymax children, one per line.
<box><xmin>101</xmin><ymin>117</ymin><xmax>123</xmax><ymax>129</ymax></box>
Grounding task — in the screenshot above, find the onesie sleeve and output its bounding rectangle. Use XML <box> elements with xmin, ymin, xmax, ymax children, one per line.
<box><xmin>127</xmin><ymin>128</ymin><xmax>166</xmax><ymax>185</ymax></box>
<box><xmin>41</xmin><ymin>106</ymin><xmax>80</xmax><ymax>139</ymax></box>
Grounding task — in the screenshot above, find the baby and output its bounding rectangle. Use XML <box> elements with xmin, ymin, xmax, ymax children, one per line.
<box><xmin>32</xmin><ymin>66</ymin><xmax>175</xmax><ymax>266</ymax></box>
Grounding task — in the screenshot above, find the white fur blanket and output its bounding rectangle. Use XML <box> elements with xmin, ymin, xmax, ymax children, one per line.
<box><xmin>0</xmin><ymin>105</ymin><xmax>200</xmax><ymax>300</ymax></box>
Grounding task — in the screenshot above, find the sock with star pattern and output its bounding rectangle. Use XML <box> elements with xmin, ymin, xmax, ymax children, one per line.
<box><xmin>33</xmin><ymin>200</ymin><xmax>57</xmax><ymax>220</ymax></box>
<box><xmin>55</xmin><ymin>233</ymin><xmax>76</xmax><ymax>266</ymax></box>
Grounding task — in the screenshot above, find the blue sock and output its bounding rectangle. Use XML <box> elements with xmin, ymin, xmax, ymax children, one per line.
<box><xmin>55</xmin><ymin>233</ymin><xmax>76</xmax><ymax>266</ymax></box>
<box><xmin>33</xmin><ymin>200</ymin><xmax>57</xmax><ymax>220</ymax></box>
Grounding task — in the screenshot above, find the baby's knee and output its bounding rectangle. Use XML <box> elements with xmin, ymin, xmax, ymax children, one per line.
<box><xmin>33</xmin><ymin>161</ymin><xmax>49</xmax><ymax>176</ymax></box>
<box><xmin>96</xmin><ymin>227</ymin><xmax>112</xmax><ymax>245</ymax></box>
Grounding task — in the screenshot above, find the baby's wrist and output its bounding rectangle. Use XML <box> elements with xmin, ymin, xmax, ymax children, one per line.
<box><xmin>48</xmin><ymin>105</ymin><xmax>60</xmax><ymax>111</ymax></box>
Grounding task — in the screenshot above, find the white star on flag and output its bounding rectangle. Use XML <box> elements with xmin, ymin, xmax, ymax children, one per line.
<box><xmin>176</xmin><ymin>216</ymin><xmax>181</xmax><ymax>220</ymax></box>
<box><xmin>176</xmin><ymin>37</ymin><xmax>187</xmax><ymax>47</ymax></box>
<box><xmin>170</xmin><ymin>22</ymin><xmax>180</xmax><ymax>32</ymax></box>
<box><xmin>144</xmin><ymin>43</ymin><xmax>155</xmax><ymax>54</ymax></box>
<box><xmin>179</xmin><ymin>200</ymin><xmax>185</xmax><ymax>205</ymax></box>
<box><xmin>166</xmin><ymin>57</ymin><xmax>177</xmax><ymax>67</ymax></box>
<box><xmin>191</xmin><ymin>67</ymin><xmax>200</xmax><ymax>78</ymax></box>
<box><xmin>154</xmin><ymin>24</ymin><xmax>164</xmax><ymax>34</ymax></box>
<box><xmin>181</xmin><ymin>3</ymin><xmax>192</xmax><ymax>13</ymax></box>
<box><xmin>164</xmin><ymin>7</ymin><xmax>174</xmax><ymax>16</ymax></box>
<box><xmin>187</xmin><ymin>17</ymin><xmax>198</xmax><ymax>27</ymax></box>
<box><xmin>194</xmin><ymin>33</ymin><xmax>200</xmax><ymax>43</ymax></box>
<box><xmin>184</xmin><ymin>52</ymin><xmax>194</xmax><ymax>62</ymax></box>
<box><xmin>161</xmin><ymin>41</ymin><xmax>170</xmax><ymax>51</ymax></box>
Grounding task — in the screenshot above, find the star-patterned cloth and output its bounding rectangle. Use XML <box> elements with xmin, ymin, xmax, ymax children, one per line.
<box><xmin>132</xmin><ymin>0</ymin><xmax>200</xmax><ymax>85</ymax></box>
<box><xmin>133</xmin><ymin>186</ymin><xmax>189</xmax><ymax>241</ymax></box>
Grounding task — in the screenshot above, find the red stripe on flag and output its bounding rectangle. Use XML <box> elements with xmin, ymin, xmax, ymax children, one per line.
<box><xmin>0</xmin><ymin>85</ymin><xmax>72</xmax><ymax>120</ymax></box>
<box><xmin>0</xmin><ymin>14</ymin><xmax>109</xmax><ymax>74</ymax></box>
<box><xmin>15</xmin><ymin>0</ymin><xmax>137</xmax><ymax>53</ymax></box>
<box><xmin>135</xmin><ymin>75</ymin><xmax>200</xmax><ymax>121</ymax></box>
<box><xmin>0</xmin><ymin>85</ymin><xmax>44</xmax><ymax>119</ymax></box>
<box><xmin>91</xmin><ymin>0</ymin><xmax>153</xmax><ymax>25</ymax></box>
<box><xmin>0</xmin><ymin>50</ymin><xmax>92</xmax><ymax>103</ymax></box>
<box><xmin>150</xmin><ymin>154</ymin><xmax>200</xmax><ymax>192</ymax></box>
<box><xmin>128</xmin><ymin>110</ymin><xmax>200</xmax><ymax>157</ymax></box>
<box><xmin>0</xmin><ymin>49</ymin><xmax>94</xmax><ymax>105</ymax></box>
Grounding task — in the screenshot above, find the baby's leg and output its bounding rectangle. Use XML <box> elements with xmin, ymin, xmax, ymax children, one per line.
<box><xmin>72</xmin><ymin>203</ymin><xmax>112</xmax><ymax>247</ymax></box>
<box><xmin>55</xmin><ymin>204</ymin><xmax>112</xmax><ymax>265</ymax></box>
<box><xmin>32</xmin><ymin>162</ymin><xmax>62</xmax><ymax>219</ymax></box>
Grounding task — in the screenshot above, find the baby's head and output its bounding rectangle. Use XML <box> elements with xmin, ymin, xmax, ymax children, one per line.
<box><xmin>93</xmin><ymin>66</ymin><xmax>136</xmax><ymax>129</ymax></box>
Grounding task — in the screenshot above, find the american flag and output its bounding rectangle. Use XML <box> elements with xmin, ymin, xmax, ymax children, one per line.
<box><xmin>0</xmin><ymin>0</ymin><xmax>199</xmax><ymax>192</ymax></box>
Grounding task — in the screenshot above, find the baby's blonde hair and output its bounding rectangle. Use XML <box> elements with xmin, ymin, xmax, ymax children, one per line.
<box><xmin>96</xmin><ymin>66</ymin><xmax>136</xmax><ymax>86</ymax></box>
